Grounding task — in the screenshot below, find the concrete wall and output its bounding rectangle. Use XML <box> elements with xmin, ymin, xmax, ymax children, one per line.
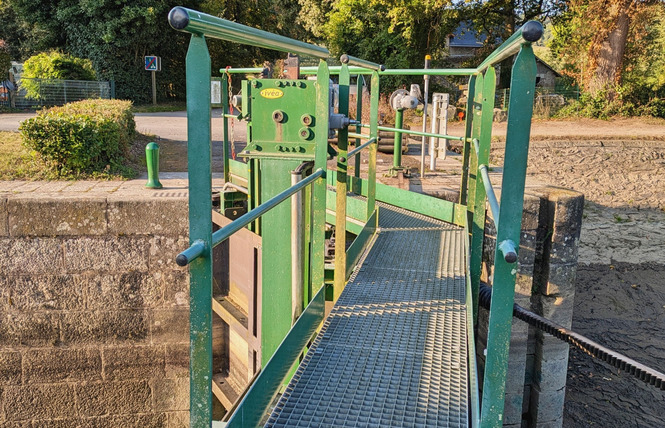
<box><xmin>0</xmin><ymin>191</ymin><xmax>190</xmax><ymax>427</ymax></box>
<box><xmin>477</xmin><ymin>186</ymin><xmax>584</xmax><ymax>428</ymax></box>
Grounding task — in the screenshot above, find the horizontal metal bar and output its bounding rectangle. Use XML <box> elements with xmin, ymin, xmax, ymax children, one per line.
<box><xmin>223</xmin><ymin>113</ymin><xmax>242</xmax><ymax>120</ymax></box>
<box><xmin>300</xmin><ymin>66</ymin><xmax>477</xmax><ymax>76</ymax></box>
<box><xmin>169</xmin><ymin>7</ymin><xmax>330</xmax><ymax>59</ymax></box>
<box><xmin>175</xmin><ymin>239</ymin><xmax>206</xmax><ymax>266</ymax></box>
<box><xmin>340</xmin><ymin>54</ymin><xmax>384</xmax><ymax>71</ymax></box>
<box><xmin>476</xmin><ymin>21</ymin><xmax>543</xmax><ymax>73</ymax></box>
<box><xmin>379</xmin><ymin>68</ymin><xmax>477</xmax><ymax>76</ymax></box>
<box><xmin>479</xmin><ymin>164</ymin><xmax>500</xmax><ymax>225</ymax></box>
<box><xmin>347</xmin><ymin>132</ymin><xmax>372</xmax><ymax>140</ymax></box>
<box><xmin>358</xmin><ymin>123</ymin><xmax>465</xmax><ymax>141</ymax></box>
<box><xmin>498</xmin><ymin>239</ymin><xmax>518</xmax><ymax>263</ymax></box>
<box><xmin>347</xmin><ymin>137</ymin><xmax>377</xmax><ymax>158</ymax></box>
<box><xmin>220</xmin><ymin>67</ymin><xmax>264</xmax><ymax>74</ymax></box>
<box><xmin>212</xmin><ymin>168</ymin><xmax>325</xmax><ymax>248</ymax></box>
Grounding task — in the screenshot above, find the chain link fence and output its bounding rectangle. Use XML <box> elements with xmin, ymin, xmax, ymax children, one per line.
<box><xmin>496</xmin><ymin>87</ymin><xmax>580</xmax><ymax>117</ymax></box>
<box><xmin>0</xmin><ymin>78</ymin><xmax>113</xmax><ymax>109</ymax></box>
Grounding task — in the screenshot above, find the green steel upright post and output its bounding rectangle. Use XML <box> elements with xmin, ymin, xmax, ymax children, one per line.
<box><xmin>469</xmin><ymin>67</ymin><xmax>496</xmax><ymax>322</ymax></box>
<box><xmin>354</xmin><ymin>76</ymin><xmax>363</xmax><ymax>194</ymax></box>
<box><xmin>185</xmin><ymin>34</ymin><xmax>213</xmax><ymax>428</ymax></box>
<box><xmin>459</xmin><ymin>74</ymin><xmax>477</xmax><ymax>205</ymax></box>
<box><xmin>311</xmin><ymin>60</ymin><xmax>330</xmax><ymax>293</ymax></box>
<box><xmin>222</xmin><ymin>78</ymin><xmax>230</xmax><ymax>182</ymax></box>
<box><xmin>481</xmin><ymin>45</ymin><xmax>537</xmax><ymax>428</ymax></box>
<box><xmin>367</xmin><ymin>71</ymin><xmax>379</xmax><ymax>217</ymax></box>
<box><xmin>334</xmin><ymin>65</ymin><xmax>350</xmax><ymax>300</ymax></box>
<box><xmin>393</xmin><ymin>108</ymin><xmax>404</xmax><ymax>172</ymax></box>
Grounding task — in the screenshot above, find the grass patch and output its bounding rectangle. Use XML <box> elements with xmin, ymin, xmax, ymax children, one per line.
<box><xmin>0</xmin><ymin>130</ymin><xmax>147</xmax><ymax>180</ymax></box>
<box><xmin>131</xmin><ymin>102</ymin><xmax>186</xmax><ymax>113</ymax></box>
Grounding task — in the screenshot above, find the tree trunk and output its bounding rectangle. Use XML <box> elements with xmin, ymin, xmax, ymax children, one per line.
<box><xmin>586</xmin><ymin>0</ymin><xmax>633</xmax><ymax>98</ymax></box>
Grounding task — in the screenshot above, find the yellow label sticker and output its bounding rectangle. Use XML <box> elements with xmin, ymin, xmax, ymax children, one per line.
<box><xmin>260</xmin><ymin>88</ymin><xmax>284</xmax><ymax>99</ymax></box>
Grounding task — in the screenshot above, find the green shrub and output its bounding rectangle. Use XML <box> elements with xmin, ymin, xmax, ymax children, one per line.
<box><xmin>19</xmin><ymin>99</ymin><xmax>135</xmax><ymax>176</ymax></box>
<box><xmin>22</xmin><ymin>51</ymin><xmax>96</xmax><ymax>99</ymax></box>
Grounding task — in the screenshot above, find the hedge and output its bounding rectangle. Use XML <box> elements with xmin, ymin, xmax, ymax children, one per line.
<box><xmin>19</xmin><ymin>99</ymin><xmax>135</xmax><ymax>175</ymax></box>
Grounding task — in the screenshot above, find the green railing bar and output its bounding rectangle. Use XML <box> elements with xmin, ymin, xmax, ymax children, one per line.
<box><xmin>347</xmin><ymin>137</ymin><xmax>377</xmax><ymax>158</ymax></box>
<box><xmin>212</xmin><ymin>169</ymin><xmax>324</xmax><ymax>248</ymax></box>
<box><xmin>476</xmin><ymin>21</ymin><xmax>543</xmax><ymax>73</ymax></box>
<box><xmin>300</xmin><ymin>66</ymin><xmax>478</xmax><ymax>76</ymax></box>
<box><xmin>354</xmin><ymin>75</ymin><xmax>364</xmax><ymax>194</ymax></box>
<box><xmin>169</xmin><ymin>7</ymin><xmax>330</xmax><ymax>59</ymax></box>
<box><xmin>464</xmin><ymin>224</ymin><xmax>481</xmax><ymax>427</ymax></box>
<box><xmin>226</xmin><ymin>285</ymin><xmax>326</xmax><ymax>428</ymax></box>
<box><xmin>340</xmin><ymin>54</ymin><xmax>384</xmax><ymax>71</ymax></box>
<box><xmin>478</xmin><ymin>164</ymin><xmax>500</xmax><ymax>225</ymax></box>
<box><xmin>220</xmin><ymin>67</ymin><xmax>264</xmax><ymax>74</ymax></box>
<box><xmin>379</xmin><ymin>68</ymin><xmax>477</xmax><ymax>76</ymax></box>
<box><xmin>358</xmin><ymin>123</ymin><xmax>465</xmax><ymax>141</ymax></box>
<box><xmin>223</xmin><ymin>113</ymin><xmax>242</xmax><ymax>120</ymax></box>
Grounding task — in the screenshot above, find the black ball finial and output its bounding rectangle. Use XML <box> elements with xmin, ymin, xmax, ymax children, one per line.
<box><xmin>340</xmin><ymin>54</ymin><xmax>350</xmax><ymax>64</ymax></box>
<box><xmin>379</xmin><ymin>64</ymin><xmax>386</xmax><ymax>72</ymax></box>
<box><xmin>522</xmin><ymin>21</ymin><xmax>543</xmax><ymax>43</ymax></box>
<box><xmin>175</xmin><ymin>254</ymin><xmax>188</xmax><ymax>267</ymax></box>
<box><xmin>169</xmin><ymin>7</ymin><xmax>190</xmax><ymax>30</ymax></box>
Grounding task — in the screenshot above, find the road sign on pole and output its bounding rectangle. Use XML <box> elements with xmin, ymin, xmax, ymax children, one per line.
<box><xmin>145</xmin><ymin>56</ymin><xmax>161</xmax><ymax>105</ymax></box>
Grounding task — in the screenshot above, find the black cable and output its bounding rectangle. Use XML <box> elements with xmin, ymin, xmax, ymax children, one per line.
<box><xmin>478</xmin><ymin>283</ymin><xmax>665</xmax><ymax>391</ymax></box>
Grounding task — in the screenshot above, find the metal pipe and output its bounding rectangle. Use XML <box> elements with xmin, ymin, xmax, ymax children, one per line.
<box><xmin>498</xmin><ymin>240</ymin><xmax>518</xmax><ymax>263</ymax></box>
<box><xmin>340</xmin><ymin>54</ymin><xmax>384</xmax><ymax>71</ymax></box>
<box><xmin>222</xmin><ymin>182</ymin><xmax>248</xmax><ymax>194</ymax></box>
<box><xmin>358</xmin><ymin>123</ymin><xmax>465</xmax><ymax>141</ymax></box>
<box><xmin>220</xmin><ymin>67</ymin><xmax>264</xmax><ymax>74</ymax></box>
<box><xmin>223</xmin><ymin>113</ymin><xmax>242</xmax><ymax>120</ymax></box>
<box><xmin>290</xmin><ymin>167</ymin><xmax>304</xmax><ymax>324</ymax></box>
<box><xmin>394</xmin><ymin>109</ymin><xmax>404</xmax><ymax>170</ymax></box>
<box><xmin>347</xmin><ymin>137</ymin><xmax>377</xmax><ymax>158</ymax></box>
<box><xmin>476</xmin><ymin>21</ymin><xmax>543</xmax><ymax>73</ymax></box>
<box><xmin>420</xmin><ymin>55</ymin><xmax>430</xmax><ymax>178</ymax></box>
<box><xmin>176</xmin><ymin>169</ymin><xmax>325</xmax><ymax>266</ymax></box>
<box><xmin>347</xmin><ymin>132</ymin><xmax>372</xmax><ymax>140</ymax></box>
<box><xmin>478</xmin><ymin>164</ymin><xmax>500</xmax><ymax>225</ymax></box>
<box><xmin>430</xmin><ymin>95</ymin><xmax>440</xmax><ymax>171</ymax></box>
<box><xmin>300</xmin><ymin>66</ymin><xmax>478</xmax><ymax>76</ymax></box>
<box><xmin>169</xmin><ymin>7</ymin><xmax>331</xmax><ymax>59</ymax></box>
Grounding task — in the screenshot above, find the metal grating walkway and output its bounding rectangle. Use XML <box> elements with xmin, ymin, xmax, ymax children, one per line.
<box><xmin>266</xmin><ymin>204</ymin><xmax>469</xmax><ymax>427</ymax></box>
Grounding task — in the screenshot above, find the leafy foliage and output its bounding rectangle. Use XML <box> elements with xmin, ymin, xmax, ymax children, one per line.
<box><xmin>21</xmin><ymin>51</ymin><xmax>96</xmax><ymax>99</ymax></box>
<box><xmin>0</xmin><ymin>40</ymin><xmax>10</xmax><ymax>79</ymax></box>
<box><xmin>20</xmin><ymin>99</ymin><xmax>135</xmax><ymax>175</ymax></box>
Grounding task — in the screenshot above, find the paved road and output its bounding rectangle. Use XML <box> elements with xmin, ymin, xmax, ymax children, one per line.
<box><xmin>0</xmin><ymin>109</ymin><xmax>248</xmax><ymax>142</ymax></box>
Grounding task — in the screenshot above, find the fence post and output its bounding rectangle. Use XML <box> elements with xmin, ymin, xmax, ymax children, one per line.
<box><xmin>110</xmin><ymin>80</ymin><xmax>116</xmax><ymax>99</ymax></box>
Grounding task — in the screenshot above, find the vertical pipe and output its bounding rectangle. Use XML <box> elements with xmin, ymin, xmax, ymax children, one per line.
<box><xmin>222</xmin><ymin>78</ymin><xmax>230</xmax><ymax>182</ymax></box>
<box><xmin>335</xmin><ymin>64</ymin><xmax>350</xmax><ymax>301</ymax></box>
<box><xmin>459</xmin><ymin>74</ymin><xmax>477</xmax><ymax>205</ymax></box>
<box><xmin>420</xmin><ymin>55</ymin><xmax>431</xmax><ymax>177</ymax></box>
<box><xmin>429</xmin><ymin>95</ymin><xmax>439</xmax><ymax>171</ymax></box>
<box><xmin>394</xmin><ymin>109</ymin><xmax>404</xmax><ymax>170</ymax></box>
<box><xmin>354</xmin><ymin>76</ymin><xmax>363</xmax><ymax>194</ymax></box>
<box><xmin>185</xmin><ymin>34</ymin><xmax>213</xmax><ymax>428</ymax></box>
<box><xmin>441</xmin><ymin>94</ymin><xmax>449</xmax><ymax>160</ymax></box>
<box><xmin>291</xmin><ymin>170</ymin><xmax>303</xmax><ymax>323</ymax></box>
<box><xmin>367</xmin><ymin>71</ymin><xmax>380</xmax><ymax>218</ymax></box>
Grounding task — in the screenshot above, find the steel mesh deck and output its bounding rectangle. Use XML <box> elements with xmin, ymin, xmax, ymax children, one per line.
<box><xmin>266</xmin><ymin>205</ymin><xmax>468</xmax><ymax>427</ymax></box>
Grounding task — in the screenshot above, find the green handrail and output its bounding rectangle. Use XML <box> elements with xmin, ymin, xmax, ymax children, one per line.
<box><xmin>169</xmin><ymin>7</ymin><xmax>330</xmax><ymax>59</ymax></box>
<box><xmin>299</xmin><ymin>66</ymin><xmax>477</xmax><ymax>76</ymax></box>
<box><xmin>476</xmin><ymin>21</ymin><xmax>543</xmax><ymax>72</ymax></box>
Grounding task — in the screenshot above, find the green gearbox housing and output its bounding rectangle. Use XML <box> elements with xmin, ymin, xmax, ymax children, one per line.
<box><xmin>241</xmin><ymin>78</ymin><xmax>318</xmax><ymax>160</ymax></box>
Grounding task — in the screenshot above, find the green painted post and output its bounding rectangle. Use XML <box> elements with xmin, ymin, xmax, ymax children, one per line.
<box><xmin>354</xmin><ymin>76</ymin><xmax>363</xmax><ymax>194</ymax></box>
<box><xmin>145</xmin><ymin>142</ymin><xmax>163</xmax><ymax>189</ymax></box>
<box><xmin>334</xmin><ymin>64</ymin><xmax>350</xmax><ymax>301</ymax></box>
<box><xmin>367</xmin><ymin>71</ymin><xmax>379</xmax><ymax>218</ymax></box>
<box><xmin>393</xmin><ymin>108</ymin><xmax>404</xmax><ymax>171</ymax></box>
<box><xmin>222</xmin><ymin>78</ymin><xmax>230</xmax><ymax>182</ymax></box>
<box><xmin>185</xmin><ymin>34</ymin><xmax>213</xmax><ymax>428</ymax></box>
<box><xmin>311</xmin><ymin>60</ymin><xmax>330</xmax><ymax>293</ymax></box>
<box><xmin>469</xmin><ymin>67</ymin><xmax>496</xmax><ymax>322</ymax></box>
<box><xmin>480</xmin><ymin>44</ymin><xmax>538</xmax><ymax>428</ymax></box>
<box><xmin>459</xmin><ymin>74</ymin><xmax>477</xmax><ymax>205</ymax></box>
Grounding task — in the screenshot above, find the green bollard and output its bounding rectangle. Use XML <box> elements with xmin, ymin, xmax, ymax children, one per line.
<box><xmin>145</xmin><ymin>142</ymin><xmax>163</xmax><ymax>189</ymax></box>
<box><xmin>394</xmin><ymin>108</ymin><xmax>404</xmax><ymax>170</ymax></box>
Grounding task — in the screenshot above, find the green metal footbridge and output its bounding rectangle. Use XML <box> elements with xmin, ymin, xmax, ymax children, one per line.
<box><xmin>169</xmin><ymin>7</ymin><xmax>542</xmax><ymax>427</ymax></box>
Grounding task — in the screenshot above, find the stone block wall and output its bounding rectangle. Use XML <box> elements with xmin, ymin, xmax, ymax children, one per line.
<box><xmin>476</xmin><ymin>186</ymin><xmax>584</xmax><ymax>428</ymax></box>
<box><xmin>0</xmin><ymin>192</ymin><xmax>191</xmax><ymax>427</ymax></box>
